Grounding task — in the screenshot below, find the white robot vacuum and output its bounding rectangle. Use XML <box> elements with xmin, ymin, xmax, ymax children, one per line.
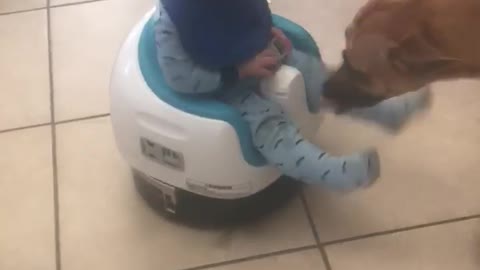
<box><xmin>110</xmin><ymin>8</ymin><xmax>323</xmax><ymax>226</ymax></box>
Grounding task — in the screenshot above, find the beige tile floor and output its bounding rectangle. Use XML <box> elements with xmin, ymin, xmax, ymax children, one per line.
<box><xmin>1</xmin><ymin>0</ymin><xmax>479</xmax><ymax>269</ymax></box>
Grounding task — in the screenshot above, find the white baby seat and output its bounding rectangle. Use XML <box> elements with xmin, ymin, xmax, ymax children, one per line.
<box><xmin>110</xmin><ymin>8</ymin><xmax>322</xmax><ymax>223</ymax></box>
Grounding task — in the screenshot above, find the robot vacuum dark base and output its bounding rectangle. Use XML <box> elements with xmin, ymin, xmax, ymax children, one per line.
<box><xmin>132</xmin><ymin>169</ymin><xmax>302</xmax><ymax>228</ymax></box>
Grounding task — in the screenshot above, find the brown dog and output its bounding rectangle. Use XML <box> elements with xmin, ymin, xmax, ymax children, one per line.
<box><xmin>324</xmin><ymin>0</ymin><xmax>480</xmax><ymax>110</ymax></box>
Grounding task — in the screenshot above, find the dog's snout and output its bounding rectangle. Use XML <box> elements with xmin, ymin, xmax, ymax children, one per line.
<box><xmin>322</xmin><ymin>79</ymin><xmax>352</xmax><ymax>113</ymax></box>
<box><xmin>323</xmin><ymin>70</ymin><xmax>350</xmax><ymax>99</ymax></box>
<box><xmin>322</xmin><ymin>79</ymin><xmax>338</xmax><ymax>100</ymax></box>
<box><xmin>323</xmin><ymin>73</ymin><xmax>354</xmax><ymax>107</ymax></box>
<box><xmin>323</xmin><ymin>73</ymin><xmax>383</xmax><ymax>111</ymax></box>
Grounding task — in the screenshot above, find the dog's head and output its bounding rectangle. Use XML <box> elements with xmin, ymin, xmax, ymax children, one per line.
<box><xmin>324</xmin><ymin>0</ymin><xmax>462</xmax><ymax>110</ymax></box>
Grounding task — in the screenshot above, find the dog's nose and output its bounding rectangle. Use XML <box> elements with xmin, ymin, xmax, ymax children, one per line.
<box><xmin>322</xmin><ymin>79</ymin><xmax>346</xmax><ymax>108</ymax></box>
<box><xmin>322</xmin><ymin>78</ymin><xmax>338</xmax><ymax>99</ymax></box>
<box><xmin>323</xmin><ymin>77</ymin><xmax>384</xmax><ymax>110</ymax></box>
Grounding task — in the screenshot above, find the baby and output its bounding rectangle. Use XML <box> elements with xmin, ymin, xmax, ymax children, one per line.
<box><xmin>155</xmin><ymin>0</ymin><xmax>429</xmax><ymax>191</ymax></box>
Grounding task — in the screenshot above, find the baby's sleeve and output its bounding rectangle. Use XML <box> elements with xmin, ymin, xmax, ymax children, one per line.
<box><xmin>154</xmin><ymin>12</ymin><xmax>235</xmax><ymax>94</ymax></box>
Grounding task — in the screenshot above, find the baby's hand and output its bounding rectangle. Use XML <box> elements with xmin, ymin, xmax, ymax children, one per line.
<box><xmin>271</xmin><ymin>27</ymin><xmax>293</xmax><ymax>56</ymax></box>
<box><xmin>238</xmin><ymin>49</ymin><xmax>280</xmax><ymax>79</ymax></box>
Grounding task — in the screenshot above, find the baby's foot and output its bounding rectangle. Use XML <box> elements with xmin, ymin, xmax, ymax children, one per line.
<box><xmin>357</xmin><ymin>149</ymin><xmax>381</xmax><ymax>188</ymax></box>
<box><xmin>349</xmin><ymin>87</ymin><xmax>432</xmax><ymax>132</ymax></box>
<box><xmin>322</xmin><ymin>148</ymin><xmax>381</xmax><ymax>191</ymax></box>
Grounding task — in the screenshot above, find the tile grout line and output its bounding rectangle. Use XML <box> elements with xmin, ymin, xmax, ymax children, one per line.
<box><xmin>0</xmin><ymin>6</ymin><xmax>45</xmax><ymax>16</ymax></box>
<box><xmin>55</xmin><ymin>113</ymin><xmax>111</xmax><ymax>125</ymax></box>
<box><xmin>172</xmin><ymin>197</ymin><xmax>480</xmax><ymax>270</ymax></box>
<box><xmin>0</xmin><ymin>0</ymin><xmax>108</xmax><ymax>17</ymax></box>
<box><xmin>0</xmin><ymin>114</ymin><xmax>111</xmax><ymax>135</ymax></box>
<box><xmin>51</xmin><ymin>0</ymin><xmax>109</xmax><ymax>9</ymax></box>
<box><xmin>179</xmin><ymin>245</ymin><xmax>317</xmax><ymax>270</ymax></box>
<box><xmin>46</xmin><ymin>1</ymin><xmax>62</xmax><ymax>270</ymax></box>
<box><xmin>323</xmin><ymin>214</ymin><xmax>480</xmax><ymax>247</ymax></box>
<box><xmin>300</xmin><ymin>191</ymin><xmax>332</xmax><ymax>270</ymax></box>
<box><xmin>177</xmin><ymin>209</ymin><xmax>480</xmax><ymax>270</ymax></box>
<box><xmin>0</xmin><ymin>122</ymin><xmax>51</xmax><ymax>134</ymax></box>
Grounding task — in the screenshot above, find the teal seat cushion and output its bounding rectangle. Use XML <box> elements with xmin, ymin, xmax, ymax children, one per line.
<box><xmin>138</xmin><ymin>14</ymin><xmax>320</xmax><ymax>167</ymax></box>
